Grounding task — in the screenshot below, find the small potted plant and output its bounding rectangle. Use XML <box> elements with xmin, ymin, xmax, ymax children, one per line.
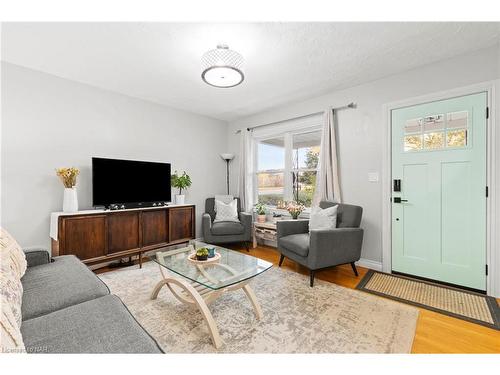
<box><xmin>171</xmin><ymin>170</ymin><xmax>192</xmax><ymax>205</ymax></box>
<box><xmin>195</xmin><ymin>247</ymin><xmax>209</xmax><ymax>261</ymax></box>
<box><xmin>56</xmin><ymin>167</ymin><xmax>80</xmax><ymax>213</ymax></box>
<box><xmin>255</xmin><ymin>202</ymin><xmax>267</xmax><ymax>223</ymax></box>
<box><xmin>286</xmin><ymin>201</ymin><xmax>305</xmax><ymax>220</ymax></box>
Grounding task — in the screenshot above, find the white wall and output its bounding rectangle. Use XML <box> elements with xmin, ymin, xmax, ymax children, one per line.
<box><xmin>227</xmin><ymin>45</ymin><xmax>500</xmax><ymax>266</ymax></box>
<box><xmin>1</xmin><ymin>62</ymin><xmax>229</xmax><ymax>250</ymax></box>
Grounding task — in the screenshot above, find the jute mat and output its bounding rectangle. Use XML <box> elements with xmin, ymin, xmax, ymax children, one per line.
<box><xmin>357</xmin><ymin>270</ymin><xmax>500</xmax><ymax>330</ymax></box>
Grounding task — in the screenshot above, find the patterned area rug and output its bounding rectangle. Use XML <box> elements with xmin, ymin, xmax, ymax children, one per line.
<box><xmin>357</xmin><ymin>270</ymin><xmax>500</xmax><ymax>330</ymax></box>
<box><xmin>98</xmin><ymin>262</ymin><xmax>418</xmax><ymax>353</ymax></box>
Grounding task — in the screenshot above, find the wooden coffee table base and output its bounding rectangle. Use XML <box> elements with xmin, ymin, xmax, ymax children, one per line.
<box><xmin>150</xmin><ymin>264</ymin><xmax>263</xmax><ymax>349</ymax></box>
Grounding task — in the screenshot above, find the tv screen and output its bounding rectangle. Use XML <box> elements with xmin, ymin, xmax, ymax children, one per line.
<box><xmin>92</xmin><ymin>157</ymin><xmax>171</xmax><ymax>207</ymax></box>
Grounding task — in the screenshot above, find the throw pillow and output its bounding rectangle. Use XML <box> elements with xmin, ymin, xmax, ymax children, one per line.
<box><xmin>214</xmin><ymin>199</ymin><xmax>240</xmax><ymax>222</ymax></box>
<box><xmin>214</xmin><ymin>195</ymin><xmax>234</xmax><ymax>211</ymax></box>
<box><xmin>309</xmin><ymin>205</ymin><xmax>338</xmax><ymax>231</ymax></box>
<box><xmin>0</xmin><ymin>228</ymin><xmax>27</xmax><ymax>279</ymax></box>
<box><xmin>0</xmin><ymin>294</ymin><xmax>25</xmax><ymax>353</ymax></box>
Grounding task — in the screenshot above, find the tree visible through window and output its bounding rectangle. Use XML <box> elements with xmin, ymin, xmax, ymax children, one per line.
<box><xmin>292</xmin><ymin>131</ymin><xmax>321</xmax><ymax>206</ymax></box>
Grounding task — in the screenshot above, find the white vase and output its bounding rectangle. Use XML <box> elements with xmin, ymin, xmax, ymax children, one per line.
<box><xmin>175</xmin><ymin>194</ymin><xmax>185</xmax><ymax>205</ymax></box>
<box><xmin>63</xmin><ymin>187</ymin><xmax>78</xmax><ymax>213</ymax></box>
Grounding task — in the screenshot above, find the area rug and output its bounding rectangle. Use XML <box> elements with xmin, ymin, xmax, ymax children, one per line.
<box><xmin>357</xmin><ymin>270</ymin><xmax>500</xmax><ymax>330</ymax></box>
<box><xmin>98</xmin><ymin>262</ymin><xmax>418</xmax><ymax>353</ymax></box>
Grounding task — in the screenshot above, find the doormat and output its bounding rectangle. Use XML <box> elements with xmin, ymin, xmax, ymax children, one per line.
<box><xmin>356</xmin><ymin>270</ymin><xmax>500</xmax><ymax>330</ymax></box>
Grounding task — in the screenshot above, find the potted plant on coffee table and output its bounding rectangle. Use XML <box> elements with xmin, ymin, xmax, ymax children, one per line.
<box><xmin>195</xmin><ymin>247</ymin><xmax>209</xmax><ymax>261</ymax></box>
<box><xmin>255</xmin><ymin>202</ymin><xmax>267</xmax><ymax>223</ymax></box>
<box><xmin>171</xmin><ymin>170</ymin><xmax>192</xmax><ymax>205</ymax></box>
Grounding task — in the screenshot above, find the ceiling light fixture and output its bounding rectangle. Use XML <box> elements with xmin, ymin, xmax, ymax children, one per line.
<box><xmin>201</xmin><ymin>44</ymin><xmax>244</xmax><ymax>88</ymax></box>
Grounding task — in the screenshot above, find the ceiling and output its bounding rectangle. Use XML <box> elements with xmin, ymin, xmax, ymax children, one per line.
<box><xmin>2</xmin><ymin>22</ymin><xmax>500</xmax><ymax>122</ymax></box>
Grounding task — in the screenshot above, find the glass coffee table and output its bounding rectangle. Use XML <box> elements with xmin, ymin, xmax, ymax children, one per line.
<box><xmin>150</xmin><ymin>241</ymin><xmax>272</xmax><ymax>348</ymax></box>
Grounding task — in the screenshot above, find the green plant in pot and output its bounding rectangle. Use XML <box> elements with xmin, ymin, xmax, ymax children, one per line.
<box><xmin>171</xmin><ymin>170</ymin><xmax>192</xmax><ymax>205</ymax></box>
<box><xmin>255</xmin><ymin>202</ymin><xmax>267</xmax><ymax>223</ymax></box>
<box><xmin>195</xmin><ymin>247</ymin><xmax>209</xmax><ymax>261</ymax></box>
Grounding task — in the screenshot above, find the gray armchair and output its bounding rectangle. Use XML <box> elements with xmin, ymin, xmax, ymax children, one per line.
<box><xmin>277</xmin><ymin>201</ymin><xmax>364</xmax><ymax>287</ymax></box>
<box><xmin>202</xmin><ymin>198</ymin><xmax>252</xmax><ymax>250</ymax></box>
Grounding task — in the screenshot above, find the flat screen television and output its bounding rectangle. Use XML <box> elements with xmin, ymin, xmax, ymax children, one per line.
<box><xmin>92</xmin><ymin>157</ymin><xmax>171</xmax><ymax>208</ymax></box>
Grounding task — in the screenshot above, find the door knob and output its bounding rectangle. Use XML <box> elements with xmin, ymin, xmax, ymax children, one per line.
<box><xmin>393</xmin><ymin>197</ymin><xmax>408</xmax><ymax>203</ymax></box>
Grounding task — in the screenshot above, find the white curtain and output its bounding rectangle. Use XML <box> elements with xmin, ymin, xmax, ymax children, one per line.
<box><xmin>313</xmin><ymin>108</ymin><xmax>342</xmax><ymax>205</ymax></box>
<box><xmin>237</xmin><ymin>130</ymin><xmax>254</xmax><ymax>212</ymax></box>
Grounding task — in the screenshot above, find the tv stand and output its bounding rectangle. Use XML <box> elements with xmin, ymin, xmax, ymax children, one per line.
<box><xmin>51</xmin><ymin>205</ymin><xmax>195</xmax><ymax>268</ymax></box>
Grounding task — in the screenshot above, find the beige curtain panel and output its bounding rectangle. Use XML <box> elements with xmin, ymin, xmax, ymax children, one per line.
<box><xmin>313</xmin><ymin>108</ymin><xmax>342</xmax><ymax>205</ymax></box>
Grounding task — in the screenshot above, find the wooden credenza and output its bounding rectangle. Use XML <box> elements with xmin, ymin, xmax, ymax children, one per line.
<box><xmin>51</xmin><ymin>205</ymin><xmax>195</xmax><ymax>267</ymax></box>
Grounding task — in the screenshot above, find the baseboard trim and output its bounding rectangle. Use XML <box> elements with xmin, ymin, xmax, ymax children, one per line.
<box><xmin>356</xmin><ymin>258</ymin><xmax>383</xmax><ymax>271</ymax></box>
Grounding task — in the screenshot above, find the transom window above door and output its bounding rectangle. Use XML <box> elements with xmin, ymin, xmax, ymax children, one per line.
<box><xmin>255</xmin><ymin>128</ymin><xmax>321</xmax><ymax>208</ymax></box>
<box><xmin>403</xmin><ymin>111</ymin><xmax>468</xmax><ymax>152</ymax></box>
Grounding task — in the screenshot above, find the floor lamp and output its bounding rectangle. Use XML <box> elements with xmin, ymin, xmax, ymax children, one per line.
<box><xmin>220</xmin><ymin>153</ymin><xmax>234</xmax><ymax>194</ymax></box>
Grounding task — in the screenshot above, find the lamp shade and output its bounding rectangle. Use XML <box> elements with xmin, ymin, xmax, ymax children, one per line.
<box><xmin>202</xmin><ymin>44</ymin><xmax>244</xmax><ymax>88</ymax></box>
<box><xmin>220</xmin><ymin>153</ymin><xmax>235</xmax><ymax>161</ymax></box>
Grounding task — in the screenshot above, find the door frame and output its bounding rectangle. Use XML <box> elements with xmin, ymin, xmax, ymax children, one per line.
<box><xmin>381</xmin><ymin>81</ymin><xmax>497</xmax><ymax>296</ymax></box>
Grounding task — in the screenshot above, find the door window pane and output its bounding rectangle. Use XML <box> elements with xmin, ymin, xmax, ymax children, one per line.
<box><xmin>423</xmin><ymin>114</ymin><xmax>444</xmax><ymax>132</ymax></box>
<box><xmin>404</xmin><ymin>135</ymin><xmax>423</xmax><ymax>151</ymax></box>
<box><xmin>447</xmin><ymin>129</ymin><xmax>467</xmax><ymax>147</ymax></box>
<box><xmin>447</xmin><ymin>111</ymin><xmax>468</xmax><ymax>129</ymax></box>
<box><xmin>257</xmin><ymin>172</ymin><xmax>284</xmax><ymax>206</ymax></box>
<box><xmin>424</xmin><ymin>132</ymin><xmax>444</xmax><ymax>149</ymax></box>
<box><xmin>405</xmin><ymin>118</ymin><xmax>422</xmax><ymax>134</ymax></box>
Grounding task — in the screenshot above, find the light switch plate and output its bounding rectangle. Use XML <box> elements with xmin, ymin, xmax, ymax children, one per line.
<box><xmin>368</xmin><ymin>172</ymin><xmax>379</xmax><ymax>182</ymax></box>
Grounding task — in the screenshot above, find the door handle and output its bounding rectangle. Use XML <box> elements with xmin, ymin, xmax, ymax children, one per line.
<box><xmin>393</xmin><ymin>197</ymin><xmax>408</xmax><ymax>203</ymax></box>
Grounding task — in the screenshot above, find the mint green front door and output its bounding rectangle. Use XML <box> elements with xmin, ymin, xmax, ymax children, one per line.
<box><xmin>391</xmin><ymin>92</ymin><xmax>487</xmax><ymax>290</ymax></box>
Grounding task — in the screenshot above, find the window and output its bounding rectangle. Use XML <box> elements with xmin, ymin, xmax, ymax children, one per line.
<box><xmin>255</xmin><ymin>128</ymin><xmax>321</xmax><ymax>208</ymax></box>
<box><xmin>292</xmin><ymin>131</ymin><xmax>321</xmax><ymax>207</ymax></box>
<box><xmin>403</xmin><ymin>111</ymin><xmax>468</xmax><ymax>152</ymax></box>
<box><xmin>256</xmin><ymin>137</ymin><xmax>285</xmax><ymax>206</ymax></box>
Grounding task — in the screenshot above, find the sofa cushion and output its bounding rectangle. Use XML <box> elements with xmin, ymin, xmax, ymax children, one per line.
<box><xmin>21</xmin><ymin>295</ymin><xmax>163</xmax><ymax>353</ymax></box>
<box><xmin>21</xmin><ymin>255</ymin><xmax>109</xmax><ymax>321</ymax></box>
<box><xmin>279</xmin><ymin>233</ymin><xmax>310</xmax><ymax>257</ymax></box>
<box><xmin>211</xmin><ymin>221</ymin><xmax>245</xmax><ymax>236</ymax></box>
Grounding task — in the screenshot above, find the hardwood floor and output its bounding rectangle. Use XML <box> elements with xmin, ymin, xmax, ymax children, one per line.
<box><xmin>94</xmin><ymin>244</ymin><xmax>500</xmax><ymax>353</ymax></box>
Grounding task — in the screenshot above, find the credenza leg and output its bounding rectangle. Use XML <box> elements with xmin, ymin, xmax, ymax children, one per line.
<box><xmin>139</xmin><ymin>252</ymin><xmax>143</xmax><ymax>268</ymax></box>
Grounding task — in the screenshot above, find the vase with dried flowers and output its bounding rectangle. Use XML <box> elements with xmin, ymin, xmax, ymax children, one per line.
<box><xmin>286</xmin><ymin>201</ymin><xmax>305</xmax><ymax>219</ymax></box>
<box><xmin>56</xmin><ymin>167</ymin><xmax>80</xmax><ymax>213</ymax></box>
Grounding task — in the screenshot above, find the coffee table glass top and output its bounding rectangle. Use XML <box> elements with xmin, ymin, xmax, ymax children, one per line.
<box><xmin>151</xmin><ymin>241</ymin><xmax>272</xmax><ymax>290</ymax></box>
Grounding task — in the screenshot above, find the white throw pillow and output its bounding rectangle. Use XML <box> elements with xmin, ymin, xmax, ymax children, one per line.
<box><xmin>213</xmin><ymin>195</ymin><xmax>234</xmax><ymax>211</ymax></box>
<box><xmin>309</xmin><ymin>205</ymin><xmax>338</xmax><ymax>231</ymax></box>
<box><xmin>214</xmin><ymin>199</ymin><xmax>240</xmax><ymax>223</ymax></box>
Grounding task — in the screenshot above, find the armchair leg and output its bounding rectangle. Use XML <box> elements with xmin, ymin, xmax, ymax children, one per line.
<box><xmin>244</xmin><ymin>242</ymin><xmax>249</xmax><ymax>252</ymax></box>
<box><xmin>309</xmin><ymin>270</ymin><xmax>315</xmax><ymax>287</ymax></box>
<box><xmin>278</xmin><ymin>254</ymin><xmax>285</xmax><ymax>267</ymax></box>
<box><xmin>350</xmin><ymin>262</ymin><xmax>359</xmax><ymax>277</ymax></box>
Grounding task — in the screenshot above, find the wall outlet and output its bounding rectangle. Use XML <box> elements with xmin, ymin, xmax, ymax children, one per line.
<box><xmin>368</xmin><ymin>172</ymin><xmax>379</xmax><ymax>182</ymax></box>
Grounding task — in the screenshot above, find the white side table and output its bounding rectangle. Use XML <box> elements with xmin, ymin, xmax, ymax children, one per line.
<box><xmin>252</xmin><ymin>221</ymin><xmax>279</xmax><ymax>248</ymax></box>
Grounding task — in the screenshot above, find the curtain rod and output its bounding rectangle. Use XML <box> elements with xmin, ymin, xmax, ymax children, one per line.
<box><xmin>234</xmin><ymin>102</ymin><xmax>356</xmax><ymax>134</ymax></box>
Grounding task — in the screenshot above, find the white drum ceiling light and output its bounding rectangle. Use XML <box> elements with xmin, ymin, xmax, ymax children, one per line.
<box><xmin>201</xmin><ymin>44</ymin><xmax>244</xmax><ymax>88</ymax></box>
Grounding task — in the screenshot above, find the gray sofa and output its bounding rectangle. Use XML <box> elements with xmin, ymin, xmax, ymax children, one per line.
<box><xmin>277</xmin><ymin>201</ymin><xmax>364</xmax><ymax>287</ymax></box>
<box><xmin>20</xmin><ymin>249</ymin><xmax>163</xmax><ymax>353</ymax></box>
<box><xmin>202</xmin><ymin>197</ymin><xmax>252</xmax><ymax>250</ymax></box>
